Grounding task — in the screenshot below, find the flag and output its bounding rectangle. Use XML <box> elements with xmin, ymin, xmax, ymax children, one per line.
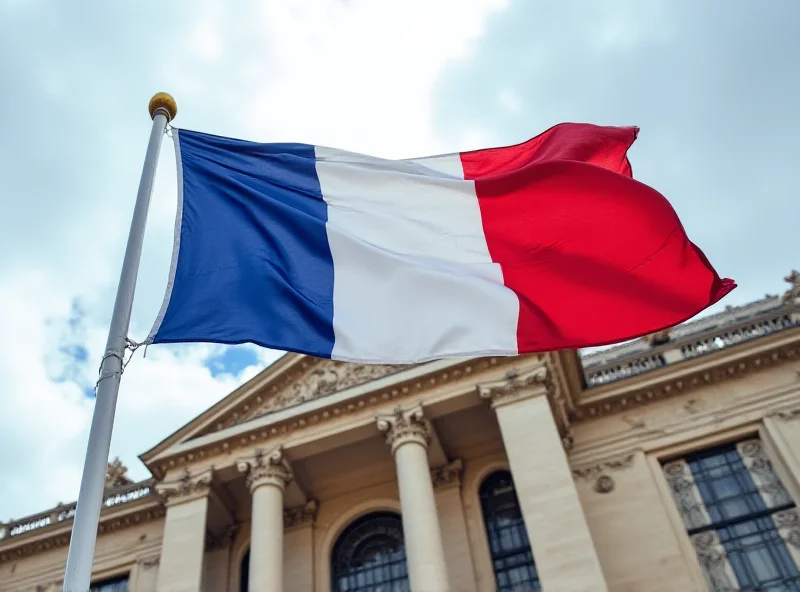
<box><xmin>146</xmin><ymin>123</ymin><xmax>735</xmax><ymax>363</ymax></box>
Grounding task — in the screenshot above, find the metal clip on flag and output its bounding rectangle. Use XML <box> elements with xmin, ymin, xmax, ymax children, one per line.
<box><xmin>62</xmin><ymin>93</ymin><xmax>177</xmax><ymax>592</ymax></box>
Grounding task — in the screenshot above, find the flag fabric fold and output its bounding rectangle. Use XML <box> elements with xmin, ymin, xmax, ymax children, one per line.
<box><xmin>146</xmin><ymin>123</ymin><xmax>734</xmax><ymax>363</ymax></box>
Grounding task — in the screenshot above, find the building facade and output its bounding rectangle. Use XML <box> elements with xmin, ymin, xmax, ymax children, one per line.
<box><xmin>1</xmin><ymin>271</ymin><xmax>799</xmax><ymax>592</ymax></box>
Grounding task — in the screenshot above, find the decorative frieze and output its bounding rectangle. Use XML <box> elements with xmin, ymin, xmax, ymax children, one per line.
<box><xmin>376</xmin><ymin>404</ymin><xmax>432</xmax><ymax>453</ymax></box>
<box><xmin>477</xmin><ymin>365</ymin><xmax>548</xmax><ymax>408</ymax></box>
<box><xmin>156</xmin><ymin>467</ymin><xmax>213</xmax><ymax>505</ymax></box>
<box><xmin>284</xmin><ymin>499</ymin><xmax>319</xmax><ymax>529</ymax></box>
<box><xmin>218</xmin><ymin>360</ymin><xmax>406</xmax><ymax>430</ymax></box>
<box><xmin>431</xmin><ymin>459</ymin><xmax>463</xmax><ymax>489</ymax></box>
<box><xmin>237</xmin><ymin>446</ymin><xmax>293</xmax><ymax>491</ymax></box>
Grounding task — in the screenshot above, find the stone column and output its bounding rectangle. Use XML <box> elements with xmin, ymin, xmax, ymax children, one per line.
<box><xmin>155</xmin><ymin>468</ymin><xmax>213</xmax><ymax>592</ymax></box>
<box><xmin>377</xmin><ymin>404</ymin><xmax>450</xmax><ymax>592</ymax></box>
<box><xmin>479</xmin><ymin>366</ymin><xmax>609</xmax><ymax>592</ymax></box>
<box><xmin>237</xmin><ymin>446</ymin><xmax>293</xmax><ymax>592</ymax></box>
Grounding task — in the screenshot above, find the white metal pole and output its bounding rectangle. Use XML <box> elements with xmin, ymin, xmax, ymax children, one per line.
<box><xmin>62</xmin><ymin>93</ymin><xmax>177</xmax><ymax>592</ymax></box>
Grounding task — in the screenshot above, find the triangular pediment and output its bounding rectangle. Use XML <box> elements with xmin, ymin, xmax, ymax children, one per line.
<box><xmin>139</xmin><ymin>353</ymin><xmax>409</xmax><ymax>466</ymax></box>
<box><xmin>197</xmin><ymin>358</ymin><xmax>406</xmax><ymax>436</ymax></box>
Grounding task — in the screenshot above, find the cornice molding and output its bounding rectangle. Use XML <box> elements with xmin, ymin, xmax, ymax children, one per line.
<box><xmin>770</xmin><ymin>407</ymin><xmax>800</xmax><ymax>422</ymax></box>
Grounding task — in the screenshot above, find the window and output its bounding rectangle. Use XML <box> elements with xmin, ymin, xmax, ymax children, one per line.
<box><xmin>663</xmin><ymin>438</ymin><xmax>800</xmax><ymax>591</ymax></box>
<box><xmin>479</xmin><ymin>470</ymin><xmax>540</xmax><ymax>592</ymax></box>
<box><xmin>90</xmin><ymin>575</ymin><xmax>128</xmax><ymax>592</ymax></box>
<box><xmin>331</xmin><ymin>511</ymin><xmax>409</xmax><ymax>592</ymax></box>
<box><xmin>240</xmin><ymin>549</ymin><xmax>249</xmax><ymax>592</ymax></box>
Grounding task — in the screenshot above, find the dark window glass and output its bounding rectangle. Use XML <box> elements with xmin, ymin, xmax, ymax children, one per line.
<box><xmin>331</xmin><ymin>511</ymin><xmax>409</xmax><ymax>592</ymax></box>
<box><xmin>90</xmin><ymin>575</ymin><xmax>128</xmax><ymax>592</ymax></box>
<box><xmin>684</xmin><ymin>444</ymin><xmax>800</xmax><ymax>591</ymax></box>
<box><xmin>479</xmin><ymin>470</ymin><xmax>540</xmax><ymax>592</ymax></box>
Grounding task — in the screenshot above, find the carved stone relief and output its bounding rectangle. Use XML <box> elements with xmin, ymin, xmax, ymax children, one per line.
<box><xmin>431</xmin><ymin>459</ymin><xmax>463</xmax><ymax>489</ymax></box>
<box><xmin>477</xmin><ymin>366</ymin><xmax>548</xmax><ymax>408</ymax></box>
<box><xmin>662</xmin><ymin>460</ymin><xmax>711</xmax><ymax>530</ymax></box>
<box><xmin>237</xmin><ymin>446</ymin><xmax>293</xmax><ymax>491</ymax></box>
<box><xmin>284</xmin><ymin>500</ymin><xmax>318</xmax><ymax>529</ymax></box>
<box><xmin>155</xmin><ymin>466</ymin><xmax>213</xmax><ymax>504</ymax></box>
<box><xmin>691</xmin><ymin>530</ymin><xmax>738</xmax><ymax>592</ymax></box>
<box><xmin>376</xmin><ymin>404</ymin><xmax>431</xmax><ymax>453</ymax></box>
<box><xmin>738</xmin><ymin>439</ymin><xmax>793</xmax><ymax>507</ymax></box>
<box><xmin>773</xmin><ymin>508</ymin><xmax>800</xmax><ymax>550</ymax></box>
<box><xmin>572</xmin><ymin>453</ymin><xmax>635</xmax><ymax>495</ymax></box>
<box><xmin>225</xmin><ymin>361</ymin><xmax>405</xmax><ymax>430</ymax></box>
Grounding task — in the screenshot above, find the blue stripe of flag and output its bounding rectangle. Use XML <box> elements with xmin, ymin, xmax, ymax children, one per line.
<box><xmin>151</xmin><ymin>129</ymin><xmax>336</xmax><ymax>358</ymax></box>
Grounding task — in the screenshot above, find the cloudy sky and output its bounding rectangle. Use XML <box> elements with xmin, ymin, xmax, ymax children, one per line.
<box><xmin>0</xmin><ymin>0</ymin><xmax>797</xmax><ymax>521</ymax></box>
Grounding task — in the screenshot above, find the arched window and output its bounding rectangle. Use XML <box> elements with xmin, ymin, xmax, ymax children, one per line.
<box><xmin>331</xmin><ymin>511</ymin><xmax>409</xmax><ymax>592</ymax></box>
<box><xmin>240</xmin><ymin>549</ymin><xmax>249</xmax><ymax>592</ymax></box>
<box><xmin>479</xmin><ymin>470</ymin><xmax>540</xmax><ymax>591</ymax></box>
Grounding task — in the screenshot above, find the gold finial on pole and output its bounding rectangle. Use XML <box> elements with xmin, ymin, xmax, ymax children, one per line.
<box><xmin>148</xmin><ymin>92</ymin><xmax>178</xmax><ymax>122</ymax></box>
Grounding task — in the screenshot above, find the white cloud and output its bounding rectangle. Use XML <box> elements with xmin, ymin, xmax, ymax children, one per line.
<box><xmin>0</xmin><ymin>0</ymin><xmax>507</xmax><ymax>520</ymax></box>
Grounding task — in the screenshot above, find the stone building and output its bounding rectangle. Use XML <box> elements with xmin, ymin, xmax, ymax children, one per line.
<box><xmin>1</xmin><ymin>271</ymin><xmax>799</xmax><ymax>592</ymax></box>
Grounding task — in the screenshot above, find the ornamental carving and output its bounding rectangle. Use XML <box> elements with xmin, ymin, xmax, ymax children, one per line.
<box><xmin>477</xmin><ymin>365</ymin><xmax>549</xmax><ymax>407</ymax></box>
<box><xmin>205</xmin><ymin>523</ymin><xmax>239</xmax><ymax>551</ymax></box>
<box><xmin>691</xmin><ymin>530</ymin><xmax>737</xmax><ymax>592</ymax></box>
<box><xmin>783</xmin><ymin>269</ymin><xmax>800</xmax><ymax>304</ymax></box>
<box><xmin>431</xmin><ymin>459</ymin><xmax>463</xmax><ymax>489</ymax></box>
<box><xmin>237</xmin><ymin>446</ymin><xmax>293</xmax><ymax>491</ymax></box>
<box><xmin>105</xmin><ymin>457</ymin><xmax>132</xmax><ymax>487</ymax></box>
<box><xmin>662</xmin><ymin>460</ymin><xmax>710</xmax><ymax>530</ymax></box>
<box><xmin>572</xmin><ymin>453</ymin><xmax>634</xmax><ymax>494</ymax></box>
<box><xmin>138</xmin><ymin>554</ymin><xmax>161</xmax><ymax>569</ymax></box>
<box><xmin>738</xmin><ymin>439</ymin><xmax>792</xmax><ymax>507</ymax></box>
<box><xmin>773</xmin><ymin>508</ymin><xmax>800</xmax><ymax>550</ymax></box>
<box><xmin>284</xmin><ymin>499</ymin><xmax>319</xmax><ymax>529</ymax></box>
<box><xmin>156</xmin><ymin>467</ymin><xmax>213</xmax><ymax>503</ymax></box>
<box><xmin>231</xmin><ymin>361</ymin><xmax>406</xmax><ymax>428</ymax></box>
<box><xmin>593</xmin><ymin>474</ymin><xmax>615</xmax><ymax>494</ymax></box>
<box><xmin>376</xmin><ymin>404</ymin><xmax>431</xmax><ymax>453</ymax></box>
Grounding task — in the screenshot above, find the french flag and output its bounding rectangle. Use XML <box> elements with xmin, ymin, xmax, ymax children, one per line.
<box><xmin>147</xmin><ymin>123</ymin><xmax>734</xmax><ymax>363</ymax></box>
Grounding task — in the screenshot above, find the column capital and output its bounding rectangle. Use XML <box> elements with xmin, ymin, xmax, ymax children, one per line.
<box><xmin>478</xmin><ymin>366</ymin><xmax>549</xmax><ymax>408</ymax></box>
<box><xmin>377</xmin><ymin>404</ymin><xmax>431</xmax><ymax>453</ymax></box>
<box><xmin>431</xmin><ymin>459</ymin><xmax>463</xmax><ymax>490</ymax></box>
<box><xmin>237</xmin><ymin>445</ymin><xmax>293</xmax><ymax>492</ymax></box>
<box><xmin>156</xmin><ymin>466</ymin><xmax>213</xmax><ymax>506</ymax></box>
<box><xmin>284</xmin><ymin>499</ymin><xmax>319</xmax><ymax>530</ymax></box>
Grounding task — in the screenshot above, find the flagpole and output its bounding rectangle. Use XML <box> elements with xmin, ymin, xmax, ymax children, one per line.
<box><xmin>62</xmin><ymin>93</ymin><xmax>177</xmax><ymax>592</ymax></box>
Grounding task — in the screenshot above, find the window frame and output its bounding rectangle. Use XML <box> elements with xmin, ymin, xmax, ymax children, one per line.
<box><xmin>477</xmin><ymin>469</ymin><xmax>540</xmax><ymax>592</ymax></box>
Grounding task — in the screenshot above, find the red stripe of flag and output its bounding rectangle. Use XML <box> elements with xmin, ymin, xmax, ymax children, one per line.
<box><xmin>461</xmin><ymin>123</ymin><xmax>735</xmax><ymax>353</ymax></box>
